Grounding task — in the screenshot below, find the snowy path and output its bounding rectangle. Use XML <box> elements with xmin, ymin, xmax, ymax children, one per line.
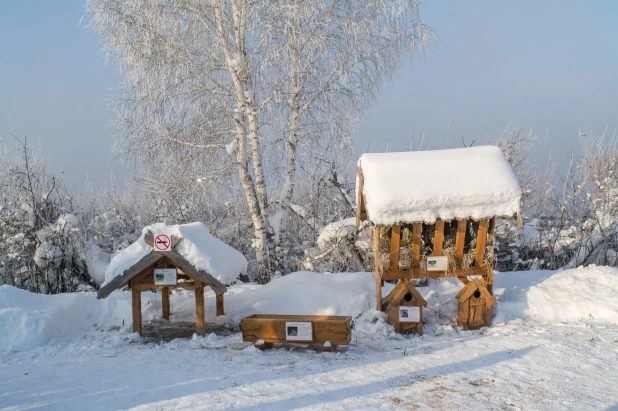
<box><xmin>1</xmin><ymin>319</ymin><xmax>617</xmax><ymax>410</ymax></box>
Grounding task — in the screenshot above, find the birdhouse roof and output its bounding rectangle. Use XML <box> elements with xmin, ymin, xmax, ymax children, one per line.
<box><xmin>386</xmin><ymin>280</ymin><xmax>427</xmax><ymax>306</ymax></box>
<box><xmin>455</xmin><ymin>278</ymin><xmax>497</xmax><ymax>306</ymax></box>
<box><xmin>357</xmin><ymin>145</ymin><xmax>522</xmax><ymax>225</ymax></box>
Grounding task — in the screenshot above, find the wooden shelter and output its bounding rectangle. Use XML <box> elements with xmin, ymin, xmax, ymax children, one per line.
<box><xmin>356</xmin><ymin>146</ymin><xmax>523</xmax><ymax>313</ymax></box>
<box><xmin>455</xmin><ymin>278</ymin><xmax>497</xmax><ymax>330</ymax></box>
<box><xmin>97</xmin><ymin>231</ymin><xmax>227</xmax><ymax>336</ymax></box>
<box><xmin>384</xmin><ymin>279</ymin><xmax>427</xmax><ymax>335</ymax></box>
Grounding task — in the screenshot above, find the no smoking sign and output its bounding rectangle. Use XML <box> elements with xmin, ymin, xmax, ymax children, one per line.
<box><xmin>154</xmin><ymin>234</ymin><xmax>171</xmax><ymax>251</ymax></box>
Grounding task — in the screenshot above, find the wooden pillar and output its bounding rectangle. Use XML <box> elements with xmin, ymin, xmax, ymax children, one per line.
<box><xmin>475</xmin><ymin>220</ymin><xmax>489</xmax><ymax>267</ymax></box>
<box><xmin>162</xmin><ymin>286</ymin><xmax>170</xmax><ymax>320</ymax></box>
<box><xmin>216</xmin><ymin>294</ymin><xmax>224</xmax><ymax>316</ymax></box>
<box><xmin>195</xmin><ymin>281</ymin><xmax>205</xmax><ymax>336</ymax></box>
<box><xmin>433</xmin><ymin>220</ymin><xmax>444</xmax><ymax>256</ymax></box>
<box><xmin>487</xmin><ymin>218</ymin><xmax>496</xmax><ymax>295</ymax></box>
<box><xmin>455</xmin><ymin>219</ymin><xmax>467</xmax><ymax>267</ymax></box>
<box><xmin>373</xmin><ymin>226</ymin><xmax>382</xmax><ymax>310</ymax></box>
<box><xmin>132</xmin><ymin>288</ymin><xmax>142</xmax><ymax>336</ymax></box>
<box><xmin>389</xmin><ymin>224</ymin><xmax>401</xmax><ymax>272</ymax></box>
<box><xmin>411</xmin><ymin>223</ymin><xmax>422</xmax><ymax>268</ymax></box>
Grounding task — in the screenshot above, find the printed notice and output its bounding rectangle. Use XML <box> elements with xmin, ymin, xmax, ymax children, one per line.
<box><xmin>399</xmin><ymin>306</ymin><xmax>421</xmax><ymax>323</ymax></box>
<box><xmin>154</xmin><ymin>268</ymin><xmax>177</xmax><ymax>285</ymax></box>
<box><xmin>426</xmin><ymin>256</ymin><xmax>448</xmax><ymax>271</ymax></box>
<box><xmin>285</xmin><ymin>322</ymin><xmax>313</xmax><ymax>341</ymax></box>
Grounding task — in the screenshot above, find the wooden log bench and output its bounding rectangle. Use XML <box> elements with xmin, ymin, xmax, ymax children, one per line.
<box><xmin>240</xmin><ymin>314</ymin><xmax>353</xmax><ymax>352</ymax></box>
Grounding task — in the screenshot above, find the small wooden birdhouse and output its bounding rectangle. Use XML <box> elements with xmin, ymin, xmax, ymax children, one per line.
<box><xmin>455</xmin><ymin>278</ymin><xmax>497</xmax><ymax>330</ymax></box>
<box><xmin>385</xmin><ymin>279</ymin><xmax>427</xmax><ymax>335</ymax></box>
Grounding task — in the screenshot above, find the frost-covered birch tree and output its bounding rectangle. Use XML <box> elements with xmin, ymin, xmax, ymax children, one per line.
<box><xmin>85</xmin><ymin>0</ymin><xmax>434</xmax><ymax>283</ymax></box>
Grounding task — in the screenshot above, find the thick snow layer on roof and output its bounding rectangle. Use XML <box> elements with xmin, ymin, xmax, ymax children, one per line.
<box><xmin>102</xmin><ymin>222</ymin><xmax>247</xmax><ymax>287</ymax></box>
<box><xmin>358</xmin><ymin>145</ymin><xmax>522</xmax><ymax>225</ymax></box>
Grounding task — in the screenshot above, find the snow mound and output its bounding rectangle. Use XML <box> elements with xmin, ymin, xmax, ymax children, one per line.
<box><xmin>225</xmin><ymin>271</ymin><xmax>395</xmax><ymax>321</ymax></box>
<box><xmin>0</xmin><ymin>285</ymin><xmax>131</xmax><ymax>352</ymax></box>
<box><xmin>358</xmin><ymin>145</ymin><xmax>521</xmax><ymax>225</ymax></box>
<box><xmin>317</xmin><ymin>218</ymin><xmax>356</xmax><ymax>250</ymax></box>
<box><xmin>103</xmin><ymin>222</ymin><xmax>247</xmax><ymax>287</ymax></box>
<box><xmin>497</xmin><ymin>266</ymin><xmax>618</xmax><ymax>324</ymax></box>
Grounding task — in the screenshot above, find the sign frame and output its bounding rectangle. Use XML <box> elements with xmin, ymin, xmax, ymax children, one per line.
<box><xmin>154</xmin><ymin>268</ymin><xmax>177</xmax><ymax>285</ymax></box>
<box><xmin>398</xmin><ymin>306</ymin><xmax>421</xmax><ymax>323</ymax></box>
<box><xmin>426</xmin><ymin>255</ymin><xmax>448</xmax><ymax>272</ymax></box>
<box><xmin>285</xmin><ymin>321</ymin><xmax>313</xmax><ymax>341</ymax></box>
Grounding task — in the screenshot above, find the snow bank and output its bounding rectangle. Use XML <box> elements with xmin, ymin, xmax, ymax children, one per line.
<box><xmin>358</xmin><ymin>145</ymin><xmax>522</xmax><ymax>225</ymax></box>
<box><xmin>103</xmin><ymin>222</ymin><xmax>247</xmax><ymax>287</ymax></box>
<box><xmin>496</xmin><ymin>266</ymin><xmax>618</xmax><ymax>324</ymax></box>
<box><xmin>316</xmin><ymin>218</ymin><xmax>356</xmax><ymax>250</ymax></box>
<box><xmin>224</xmin><ymin>271</ymin><xmax>395</xmax><ymax>321</ymax></box>
<box><xmin>0</xmin><ymin>285</ymin><xmax>131</xmax><ymax>352</ymax></box>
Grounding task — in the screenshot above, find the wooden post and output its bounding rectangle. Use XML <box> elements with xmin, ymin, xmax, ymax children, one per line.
<box><xmin>455</xmin><ymin>219</ymin><xmax>467</xmax><ymax>267</ymax></box>
<box><xmin>162</xmin><ymin>286</ymin><xmax>170</xmax><ymax>320</ymax></box>
<box><xmin>389</xmin><ymin>224</ymin><xmax>401</xmax><ymax>272</ymax></box>
<box><xmin>411</xmin><ymin>223</ymin><xmax>422</xmax><ymax>268</ymax></box>
<box><xmin>216</xmin><ymin>294</ymin><xmax>224</xmax><ymax>316</ymax></box>
<box><xmin>487</xmin><ymin>218</ymin><xmax>496</xmax><ymax>295</ymax></box>
<box><xmin>373</xmin><ymin>226</ymin><xmax>382</xmax><ymax>310</ymax></box>
<box><xmin>433</xmin><ymin>220</ymin><xmax>444</xmax><ymax>256</ymax></box>
<box><xmin>195</xmin><ymin>281</ymin><xmax>205</xmax><ymax>336</ymax></box>
<box><xmin>132</xmin><ymin>288</ymin><xmax>142</xmax><ymax>336</ymax></box>
<box><xmin>475</xmin><ymin>220</ymin><xmax>489</xmax><ymax>267</ymax></box>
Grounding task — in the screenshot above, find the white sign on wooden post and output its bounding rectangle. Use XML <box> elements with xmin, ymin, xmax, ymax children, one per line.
<box><xmin>399</xmin><ymin>306</ymin><xmax>421</xmax><ymax>323</ymax></box>
<box><xmin>426</xmin><ymin>256</ymin><xmax>448</xmax><ymax>271</ymax></box>
<box><xmin>154</xmin><ymin>268</ymin><xmax>177</xmax><ymax>285</ymax></box>
<box><xmin>285</xmin><ymin>322</ymin><xmax>313</xmax><ymax>341</ymax></box>
<box><xmin>154</xmin><ymin>234</ymin><xmax>171</xmax><ymax>251</ymax></box>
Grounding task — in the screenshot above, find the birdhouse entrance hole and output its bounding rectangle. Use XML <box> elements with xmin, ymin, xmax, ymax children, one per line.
<box><xmin>473</xmin><ymin>290</ymin><xmax>481</xmax><ymax>299</ymax></box>
<box><xmin>404</xmin><ymin>293</ymin><xmax>413</xmax><ymax>302</ymax></box>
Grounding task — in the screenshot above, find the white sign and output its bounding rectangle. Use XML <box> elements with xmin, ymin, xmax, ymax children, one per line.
<box><xmin>399</xmin><ymin>306</ymin><xmax>421</xmax><ymax>323</ymax></box>
<box><xmin>285</xmin><ymin>321</ymin><xmax>313</xmax><ymax>341</ymax></box>
<box><xmin>154</xmin><ymin>234</ymin><xmax>171</xmax><ymax>251</ymax></box>
<box><xmin>154</xmin><ymin>268</ymin><xmax>177</xmax><ymax>285</ymax></box>
<box><xmin>426</xmin><ymin>256</ymin><xmax>448</xmax><ymax>271</ymax></box>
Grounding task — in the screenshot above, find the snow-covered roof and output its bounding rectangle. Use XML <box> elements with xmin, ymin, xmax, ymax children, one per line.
<box><xmin>357</xmin><ymin>145</ymin><xmax>522</xmax><ymax>225</ymax></box>
<box><xmin>102</xmin><ymin>222</ymin><xmax>247</xmax><ymax>288</ymax></box>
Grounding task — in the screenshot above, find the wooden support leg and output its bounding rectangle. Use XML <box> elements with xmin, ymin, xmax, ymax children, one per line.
<box><xmin>195</xmin><ymin>283</ymin><xmax>205</xmax><ymax>336</ymax></box>
<box><xmin>162</xmin><ymin>286</ymin><xmax>170</xmax><ymax>320</ymax></box>
<box><xmin>216</xmin><ymin>294</ymin><xmax>224</xmax><ymax>316</ymax></box>
<box><xmin>132</xmin><ymin>288</ymin><xmax>142</xmax><ymax>336</ymax></box>
<box><xmin>373</xmin><ymin>226</ymin><xmax>382</xmax><ymax>310</ymax></box>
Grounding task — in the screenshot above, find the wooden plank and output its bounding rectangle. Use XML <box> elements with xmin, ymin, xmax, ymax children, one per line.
<box><xmin>195</xmin><ymin>282</ymin><xmax>205</xmax><ymax>336</ymax></box>
<box><xmin>240</xmin><ymin>315</ymin><xmax>353</xmax><ymax>345</ymax></box>
<box><xmin>475</xmin><ymin>219</ymin><xmax>489</xmax><ymax>267</ymax></box>
<box><xmin>382</xmin><ymin>265</ymin><xmax>491</xmax><ymax>281</ymax></box>
<box><xmin>411</xmin><ymin>223</ymin><xmax>422</xmax><ymax>267</ymax></box>
<box><xmin>132</xmin><ymin>282</ymin><xmax>198</xmax><ymax>291</ymax></box>
<box><xmin>162</xmin><ymin>286</ymin><xmax>170</xmax><ymax>320</ymax></box>
<box><xmin>243</xmin><ymin>314</ymin><xmax>353</xmax><ymax>321</ymax></box>
<box><xmin>132</xmin><ymin>288</ymin><xmax>142</xmax><ymax>335</ymax></box>
<box><xmin>433</xmin><ymin>220</ymin><xmax>444</xmax><ymax>256</ymax></box>
<box><xmin>487</xmin><ymin>218</ymin><xmax>496</xmax><ymax>295</ymax></box>
<box><xmin>216</xmin><ymin>294</ymin><xmax>224</xmax><ymax>316</ymax></box>
<box><xmin>373</xmin><ymin>226</ymin><xmax>382</xmax><ymax>310</ymax></box>
<box><xmin>389</xmin><ymin>224</ymin><xmax>401</xmax><ymax>272</ymax></box>
<box><xmin>97</xmin><ymin>250</ymin><xmax>163</xmax><ymax>299</ymax></box>
<box><xmin>355</xmin><ymin>167</ymin><xmax>365</xmax><ymax>227</ymax></box>
<box><xmin>458</xmin><ymin>299</ymin><xmax>470</xmax><ymax>330</ymax></box>
<box><xmin>455</xmin><ymin>219</ymin><xmax>467</xmax><ymax>267</ymax></box>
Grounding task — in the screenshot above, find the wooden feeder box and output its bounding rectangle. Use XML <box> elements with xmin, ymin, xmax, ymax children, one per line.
<box><xmin>240</xmin><ymin>314</ymin><xmax>353</xmax><ymax>351</ymax></box>
<box><xmin>455</xmin><ymin>278</ymin><xmax>497</xmax><ymax>330</ymax></box>
<box><xmin>385</xmin><ymin>279</ymin><xmax>427</xmax><ymax>335</ymax></box>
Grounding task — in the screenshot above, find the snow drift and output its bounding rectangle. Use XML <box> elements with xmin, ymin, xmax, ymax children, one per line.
<box><xmin>103</xmin><ymin>222</ymin><xmax>248</xmax><ymax>287</ymax></box>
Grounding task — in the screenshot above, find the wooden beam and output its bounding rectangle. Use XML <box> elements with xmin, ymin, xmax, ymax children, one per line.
<box><xmin>382</xmin><ymin>265</ymin><xmax>490</xmax><ymax>281</ymax></box>
<box><xmin>373</xmin><ymin>226</ymin><xmax>382</xmax><ymax>310</ymax></box>
<box><xmin>487</xmin><ymin>218</ymin><xmax>496</xmax><ymax>294</ymax></box>
<box><xmin>195</xmin><ymin>282</ymin><xmax>205</xmax><ymax>336</ymax></box>
<box><xmin>355</xmin><ymin>167</ymin><xmax>365</xmax><ymax>228</ymax></box>
<box><xmin>132</xmin><ymin>282</ymin><xmax>198</xmax><ymax>291</ymax></box>
<box><xmin>475</xmin><ymin>220</ymin><xmax>489</xmax><ymax>267</ymax></box>
<box><xmin>455</xmin><ymin>219</ymin><xmax>467</xmax><ymax>267</ymax></box>
<box><xmin>162</xmin><ymin>286</ymin><xmax>170</xmax><ymax>320</ymax></box>
<box><xmin>389</xmin><ymin>224</ymin><xmax>401</xmax><ymax>272</ymax></box>
<box><xmin>433</xmin><ymin>220</ymin><xmax>444</xmax><ymax>256</ymax></box>
<box><xmin>132</xmin><ymin>288</ymin><xmax>142</xmax><ymax>336</ymax></box>
<box><xmin>216</xmin><ymin>294</ymin><xmax>224</xmax><ymax>316</ymax></box>
<box><xmin>411</xmin><ymin>223</ymin><xmax>422</xmax><ymax>268</ymax></box>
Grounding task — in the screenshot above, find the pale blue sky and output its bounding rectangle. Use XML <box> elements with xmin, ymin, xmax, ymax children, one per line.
<box><xmin>1</xmin><ymin>1</ymin><xmax>617</xmax><ymax>189</ymax></box>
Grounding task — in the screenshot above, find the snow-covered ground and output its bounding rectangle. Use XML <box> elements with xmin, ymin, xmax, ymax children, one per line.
<box><xmin>1</xmin><ymin>268</ymin><xmax>617</xmax><ymax>410</ymax></box>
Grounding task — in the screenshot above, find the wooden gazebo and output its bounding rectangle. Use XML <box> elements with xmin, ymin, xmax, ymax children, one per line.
<box><xmin>98</xmin><ymin>231</ymin><xmax>227</xmax><ymax>336</ymax></box>
<box><xmin>356</xmin><ymin>146</ymin><xmax>523</xmax><ymax>315</ymax></box>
